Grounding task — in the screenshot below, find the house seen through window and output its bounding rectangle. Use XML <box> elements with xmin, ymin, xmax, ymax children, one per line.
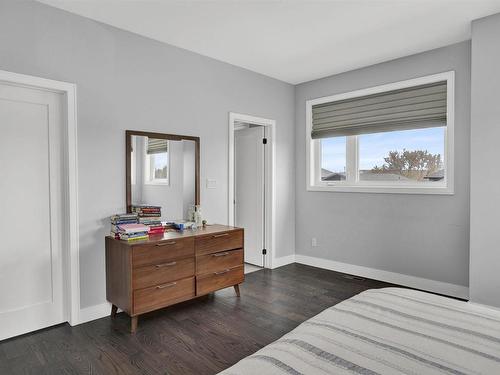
<box><xmin>320</xmin><ymin>127</ymin><xmax>445</xmax><ymax>183</ymax></box>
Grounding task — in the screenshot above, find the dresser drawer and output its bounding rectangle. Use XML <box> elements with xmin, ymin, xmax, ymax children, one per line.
<box><xmin>133</xmin><ymin>257</ymin><xmax>195</xmax><ymax>290</ymax></box>
<box><xmin>196</xmin><ymin>249</ymin><xmax>243</xmax><ymax>276</ymax></box>
<box><xmin>132</xmin><ymin>237</ymin><xmax>194</xmax><ymax>268</ymax></box>
<box><xmin>133</xmin><ymin>276</ymin><xmax>195</xmax><ymax>315</ymax></box>
<box><xmin>195</xmin><ymin>230</ymin><xmax>243</xmax><ymax>256</ymax></box>
<box><xmin>196</xmin><ymin>265</ymin><xmax>244</xmax><ymax>296</ymax></box>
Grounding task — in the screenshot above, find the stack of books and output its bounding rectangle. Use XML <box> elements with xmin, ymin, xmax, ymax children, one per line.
<box><xmin>132</xmin><ymin>204</ymin><xmax>162</xmax><ymax>218</ymax></box>
<box><xmin>110</xmin><ymin>213</ymin><xmax>138</xmax><ymax>239</ymax></box>
<box><xmin>114</xmin><ymin>223</ymin><xmax>149</xmax><ymax>241</ymax></box>
<box><xmin>132</xmin><ymin>205</ymin><xmax>164</xmax><ymax>235</ymax></box>
<box><xmin>146</xmin><ymin>222</ymin><xmax>164</xmax><ymax>235</ymax></box>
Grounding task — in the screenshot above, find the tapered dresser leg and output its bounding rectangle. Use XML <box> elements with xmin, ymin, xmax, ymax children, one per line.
<box><xmin>110</xmin><ymin>304</ymin><xmax>118</xmax><ymax>318</ymax></box>
<box><xmin>131</xmin><ymin>316</ymin><xmax>138</xmax><ymax>333</ymax></box>
<box><xmin>234</xmin><ymin>284</ymin><xmax>241</xmax><ymax>297</ymax></box>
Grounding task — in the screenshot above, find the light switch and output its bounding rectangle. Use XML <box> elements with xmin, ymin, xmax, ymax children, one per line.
<box><xmin>206</xmin><ymin>179</ymin><xmax>217</xmax><ymax>189</ymax></box>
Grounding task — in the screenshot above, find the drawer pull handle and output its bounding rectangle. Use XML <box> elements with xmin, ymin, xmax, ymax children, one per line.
<box><xmin>155</xmin><ymin>261</ymin><xmax>176</xmax><ymax>268</ymax></box>
<box><xmin>156</xmin><ymin>282</ymin><xmax>177</xmax><ymax>289</ymax></box>
<box><xmin>213</xmin><ymin>233</ymin><xmax>229</xmax><ymax>238</ymax></box>
<box><xmin>215</xmin><ymin>269</ymin><xmax>230</xmax><ymax>275</ymax></box>
<box><xmin>212</xmin><ymin>252</ymin><xmax>229</xmax><ymax>257</ymax></box>
<box><xmin>156</xmin><ymin>241</ymin><xmax>176</xmax><ymax>247</ymax></box>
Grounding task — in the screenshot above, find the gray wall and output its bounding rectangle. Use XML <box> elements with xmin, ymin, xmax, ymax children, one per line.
<box><xmin>295</xmin><ymin>41</ymin><xmax>471</xmax><ymax>288</ymax></box>
<box><xmin>0</xmin><ymin>0</ymin><xmax>295</xmax><ymax>309</ymax></box>
<box><xmin>182</xmin><ymin>141</ymin><xmax>196</xmax><ymax>219</ymax></box>
<box><xmin>470</xmin><ymin>13</ymin><xmax>500</xmax><ymax>308</ymax></box>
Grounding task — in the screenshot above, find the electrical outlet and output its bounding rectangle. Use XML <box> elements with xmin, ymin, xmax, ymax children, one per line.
<box><xmin>311</xmin><ymin>237</ymin><xmax>318</xmax><ymax>247</ymax></box>
<box><xmin>206</xmin><ymin>179</ymin><xmax>217</xmax><ymax>189</ymax></box>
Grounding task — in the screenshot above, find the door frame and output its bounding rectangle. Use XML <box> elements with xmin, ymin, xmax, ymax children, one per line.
<box><xmin>0</xmin><ymin>69</ymin><xmax>80</xmax><ymax>326</ymax></box>
<box><xmin>228</xmin><ymin>112</ymin><xmax>276</xmax><ymax>268</ymax></box>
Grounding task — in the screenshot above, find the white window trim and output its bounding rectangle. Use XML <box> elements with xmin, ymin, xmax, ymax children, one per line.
<box><xmin>143</xmin><ymin>138</ymin><xmax>170</xmax><ymax>185</ymax></box>
<box><xmin>306</xmin><ymin>71</ymin><xmax>455</xmax><ymax>195</ymax></box>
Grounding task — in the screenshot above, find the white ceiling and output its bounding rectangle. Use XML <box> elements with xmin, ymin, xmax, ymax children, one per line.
<box><xmin>38</xmin><ymin>0</ymin><xmax>500</xmax><ymax>84</ymax></box>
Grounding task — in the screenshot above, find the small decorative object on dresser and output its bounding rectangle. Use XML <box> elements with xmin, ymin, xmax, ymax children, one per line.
<box><xmin>106</xmin><ymin>224</ymin><xmax>244</xmax><ymax>332</ymax></box>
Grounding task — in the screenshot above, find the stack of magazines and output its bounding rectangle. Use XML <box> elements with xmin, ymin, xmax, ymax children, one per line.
<box><xmin>110</xmin><ymin>213</ymin><xmax>138</xmax><ymax>239</ymax></box>
<box><xmin>114</xmin><ymin>223</ymin><xmax>149</xmax><ymax>241</ymax></box>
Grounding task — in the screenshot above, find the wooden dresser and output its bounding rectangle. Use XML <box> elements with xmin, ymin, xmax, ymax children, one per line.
<box><xmin>105</xmin><ymin>224</ymin><xmax>244</xmax><ymax>332</ymax></box>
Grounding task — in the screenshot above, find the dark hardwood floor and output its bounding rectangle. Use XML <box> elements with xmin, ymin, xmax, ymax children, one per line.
<box><xmin>0</xmin><ymin>264</ymin><xmax>393</xmax><ymax>375</ymax></box>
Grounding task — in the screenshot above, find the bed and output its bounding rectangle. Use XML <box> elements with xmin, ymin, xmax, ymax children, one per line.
<box><xmin>220</xmin><ymin>288</ymin><xmax>500</xmax><ymax>374</ymax></box>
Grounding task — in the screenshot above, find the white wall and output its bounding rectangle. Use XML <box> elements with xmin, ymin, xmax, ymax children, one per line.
<box><xmin>131</xmin><ymin>136</ymin><xmax>142</xmax><ymax>204</ymax></box>
<box><xmin>469</xmin><ymin>13</ymin><xmax>500</xmax><ymax>308</ymax></box>
<box><xmin>182</xmin><ymin>140</ymin><xmax>196</xmax><ymax>219</ymax></box>
<box><xmin>294</xmin><ymin>41</ymin><xmax>471</xmax><ymax>292</ymax></box>
<box><xmin>0</xmin><ymin>0</ymin><xmax>296</xmax><ymax>309</ymax></box>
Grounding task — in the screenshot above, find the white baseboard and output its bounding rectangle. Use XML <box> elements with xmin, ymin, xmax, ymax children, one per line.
<box><xmin>76</xmin><ymin>302</ymin><xmax>112</xmax><ymax>325</ymax></box>
<box><xmin>271</xmin><ymin>254</ymin><xmax>296</xmax><ymax>269</ymax></box>
<box><xmin>294</xmin><ymin>254</ymin><xmax>469</xmax><ymax>300</ymax></box>
<box><xmin>468</xmin><ymin>301</ymin><xmax>500</xmax><ymax>313</ymax></box>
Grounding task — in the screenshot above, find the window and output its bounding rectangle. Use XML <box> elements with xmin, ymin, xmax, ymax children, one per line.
<box><xmin>144</xmin><ymin>137</ymin><xmax>169</xmax><ymax>185</ymax></box>
<box><xmin>320</xmin><ymin>136</ymin><xmax>346</xmax><ymax>181</ymax></box>
<box><xmin>307</xmin><ymin>72</ymin><xmax>454</xmax><ymax>194</ymax></box>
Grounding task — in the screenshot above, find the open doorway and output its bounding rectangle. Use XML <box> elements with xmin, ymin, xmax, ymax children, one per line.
<box><xmin>228</xmin><ymin>113</ymin><xmax>275</xmax><ymax>270</ymax></box>
<box><xmin>235</xmin><ymin>124</ymin><xmax>266</xmax><ymax>268</ymax></box>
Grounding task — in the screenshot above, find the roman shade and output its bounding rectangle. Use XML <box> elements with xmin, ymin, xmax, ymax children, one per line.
<box><xmin>311</xmin><ymin>81</ymin><xmax>447</xmax><ymax>139</ymax></box>
<box><xmin>147</xmin><ymin>138</ymin><xmax>168</xmax><ymax>154</ymax></box>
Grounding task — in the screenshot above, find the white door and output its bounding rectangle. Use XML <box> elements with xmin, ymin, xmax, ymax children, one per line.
<box><xmin>235</xmin><ymin>126</ymin><xmax>265</xmax><ymax>267</ymax></box>
<box><xmin>0</xmin><ymin>82</ymin><xmax>65</xmax><ymax>340</ymax></box>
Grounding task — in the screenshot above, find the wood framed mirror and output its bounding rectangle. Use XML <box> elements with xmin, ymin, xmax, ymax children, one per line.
<box><xmin>125</xmin><ymin>130</ymin><xmax>200</xmax><ymax>220</ymax></box>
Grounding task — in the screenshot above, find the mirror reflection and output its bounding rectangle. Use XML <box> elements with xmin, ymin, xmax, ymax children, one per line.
<box><xmin>130</xmin><ymin>135</ymin><xmax>196</xmax><ymax>221</ymax></box>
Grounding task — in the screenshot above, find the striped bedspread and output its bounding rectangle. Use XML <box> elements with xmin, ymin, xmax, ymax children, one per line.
<box><xmin>220</xmin><ymin>288</ymin><xmax>500</xmax><ymax>374</ymax></box>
